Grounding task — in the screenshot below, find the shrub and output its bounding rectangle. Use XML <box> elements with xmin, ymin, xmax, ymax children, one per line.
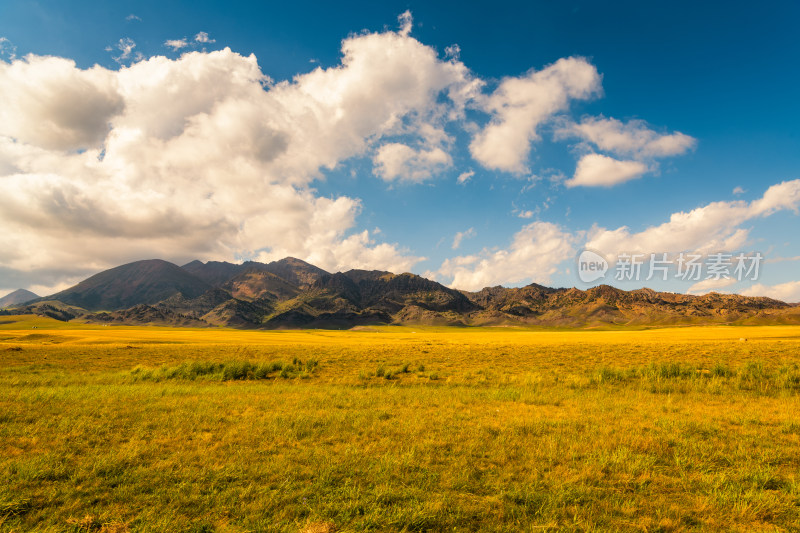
<box><xmin>129</xmin><ymin>360</ymin><xmax>310</xmax><ymax>382</ymax></box>
<box><xmin>596</xmin><ymin>366</ymin><xmax>627</xmax><ymax>383</ymax></box>
<box><xmin>711</xmin><ymin>362</ymin><xmax>733</xmax><ymax>377</ymax></box>
<box><xmin>253</xmin><ymin>363</ymin><xmax>272</xmax><ymax>379</ymax></box>
<box><xmin>742</xmin><ymin>361</ymin><xmax>767</xmax><ymax>380</ymax></box>
<box><xmin>223</xmin><ymin>361</ymin><xmax>253</xmax><ymax>380</ymax></box>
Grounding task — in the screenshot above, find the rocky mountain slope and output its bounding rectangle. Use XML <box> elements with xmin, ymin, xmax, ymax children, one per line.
<box><xmin>39</xmin><ymin>259</ymin><xmax>211</xmax><ymax>311</ymax></box>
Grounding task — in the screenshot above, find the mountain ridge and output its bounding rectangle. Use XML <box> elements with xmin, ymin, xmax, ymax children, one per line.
<box><xmin>3</xmin><ymin>258</ymin><xmax>797</xmax><ymax>328</ymax></box>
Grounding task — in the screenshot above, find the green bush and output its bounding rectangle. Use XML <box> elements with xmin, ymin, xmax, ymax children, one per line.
<box><xmin>712</xmin><ymin>362</ymin><xmax>733</xmax><ymax>377</ymax></box>
<box><xmin>129</xmin><ymin>360</ymin><xmax>315</xmax><ymax>382</ymax></box>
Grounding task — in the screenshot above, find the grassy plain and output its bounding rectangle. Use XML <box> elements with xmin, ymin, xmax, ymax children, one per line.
<box><xmin>1</xmin><ymin>315</ymin><xmax>799</xmax><ymax>532</ymax></box>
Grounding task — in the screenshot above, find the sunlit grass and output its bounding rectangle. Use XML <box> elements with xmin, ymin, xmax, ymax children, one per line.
<box><xmin>1</xmin><ymin>315</ymin><xmax>799</xmax><ymax>531</ymax></box>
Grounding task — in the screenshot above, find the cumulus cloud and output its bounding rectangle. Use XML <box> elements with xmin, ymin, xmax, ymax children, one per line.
<box><xmin>373</xmin><ymin>143</ymin><xmax>452</xmax><ymax>182</ymax></box>
<box><xmin>452</xmin><ymin>228</ymin><xmax>476</xmax><ymax>250</ymax></box>
<box><xmin>0</xmin><ymin>55</ymin><xmax>123</xmax><ymax>150</ymax></box>
<box><xmin>0</xmin><ymin>37</ymin><xmax>17</xmax><ymax>60</ymax></box>
<box><xmin>766</xmin><ymin>255</ymin><xmax>800</xmax><ymax>264</ymax></box>
<box><xmin>438</xmin><ymin>222</ymin><xmax>575</xmax><ymax>290</ymax></box>
<box><xmin>566</xmin><ymin>153</ymin><xmax>648</xmax><ymax>187</ymax></box>
<box><xmin>195</xmin><ymin>32</ymin><xmax>215</xmax><ymax>44</ymax></box>
<box><xmin>266</xmin><ymin>229</ymin><xmax>423</xmax><ymax>274</ymax></box>
<box><xmin>587</xmin><ymin>179</ymin><xmax>800</xmax><ymax>256</ymax></box>
<box><xmin>740</xmin><ymin>281</ymin><xmax>800</xmax><ymax>303</ymax></box>
<box><xmin>557</xmin><ymin>116</ymin><xmax>695</xmax><ymax>187</ymax></box>
<box><xmin>470</xmin><ymin>57</ymin><xmax>601</xmax><ymax>174</ymax></box>
<box><xmin>165</xmin><ymin>33</ymin><xmax>215</xmax><ymax>52</ymax></box>
<box><xmin>686</xmin><ymin>277</ymin><xmax>738</xmax><ymax>295</ymax></box>
<box><xmin>398</xmin><ymin>10</ymin><xmax>413</xmax><ymax>36</ymax></box>
<box><xmin>445</xmin><ymin>44</ymin><xmax>461</xmax><ymax>60</ymax></box>
<box><xmin>165</xmin><ymin>39</ymin><xmax>189</xmax><ymax>51</ymax></box>
<box><xmin>559</xmin><ymin>116</ymin><xmax>695</xmax><ymax>159</ymax></box>
<box><xmin>733</xmin><ymin>186</ymin><xmax>745</xmax><ymax>195</ymax></box>
<box><xmin>112</xmin><ymin>37</ymin><xmax>137</xmax><ymax>64</ymax></box>
<box><xmin>0</xmin><ymin>21</ymin><xmax>480</xmax><ymax>291</ymax></box>
<box><xmin>456</xmin><ymin>170</ymin><xmax>474</xmax><ymax>184</ymax></box>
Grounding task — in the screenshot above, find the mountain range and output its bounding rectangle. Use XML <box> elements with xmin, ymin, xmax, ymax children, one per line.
<box><xmin>2</xmin><ymin>257</ymin><xmax>798</xmax><ymax>328</ymax></box>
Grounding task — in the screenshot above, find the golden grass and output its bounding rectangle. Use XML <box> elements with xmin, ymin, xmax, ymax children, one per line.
<box><xmin>1</xmin><ymin>315</ymin><xmax>799</xmax><ymax>532</ymax></box>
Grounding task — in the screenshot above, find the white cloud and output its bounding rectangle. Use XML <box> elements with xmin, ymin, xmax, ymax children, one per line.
<box><xmin>456</xmin><ymin>170</ymin><xmax>474</xmax><ymax>184</ymax></box>
<box><xmin>686</xmin><ymin>277</ymin><xmax>737</xmax><ymax>295</ymax></box>
<box><xmin>740</xmin><ymin>281</ymin><xmax>800</xmax><ymax>303</ymax></box>
<box><xmin>566</xmin><ymin>153</ymin><xmax>648</xmax><ymax>187</ymax></box>
<box><xmin>373</xmin><ymin>143</ymin><xmax>452</xmax><ymax>182</ymax></box>
<box><xmin>0</xmin><ymin>55</ymin><xmax>123</xmax><ymax>150</ymax></box>
<box><xmin>452</xmin><ymin>228</ymin><xmax>476</xmax><ymax>250</ymax></box>
<box><xmin>587</xmin><ymin>179</ymin><xmax>800</xmax><ymax>256</ymax></box>
<box><xmin>559</xmin><ymin>116</ymin><xmax>695</xmax><ymax>159</ymax></box>
<box><xmin>766</xmin><ymin>255</ymin><xmax>800</xmax><ymax>264</ymax></box>
<box><xmin>469</xmin><ymin>57</ymin><xmax>601</xmax><ymax>174</ymax></box>
<box><xmin>0</xmin><ymin>37</ymin><xmax>17</xmax><ymax>60</ymax></box>
<box><xmin>750</xmin><ymin>179</ymin><xmax>800</xmax><ymax>215</ymax></box>
<box><xmin>438</xmin><ymin>222</ymin><xmax>575</xmax><ymax>290</ymax></box>
<box><xmin>165</xmin><ymin>39</ymin><xmax>189</xmax><ymax>51</ymax></box>
<box><xmin>398</xmin><ymin>10</ymin><xmax>413</xmax><ymax>36</ymax></box>
<box><xmin>112</xmin><ymin>37</ymin><xmax>137</xmax><ymax>64</ymax></box>
<box><xmin>557</xmin><ymin>116</ymin><xmax>695</xmax><ymax>188</ymax></box>
<box><xmin>733</xmin><ymin>186</ymin><xmax>745</xmax><ymax>195</ymax></box>
<box><xmin>195</xmin><ymin>32</ymin><xmax>215</xmax><ymax>44</ymax></box>
<box><xmin>0</xmin><ymin>20</ymin><xmax>480</xmax><ymax>291</ymax></box>
<box><xmin>445</xmin><ymin>44</ymin><xmax>461</xmax><ymax>60</ymax></box>
<box><xmin>166</xmin><ymin>33</ymin><xmax>214</xmax><ymax>51</ymax></box>
<box><xmin>517</xmin><ymin>210</ymin><xmax>535</xmax><ymax>219</ymax></box>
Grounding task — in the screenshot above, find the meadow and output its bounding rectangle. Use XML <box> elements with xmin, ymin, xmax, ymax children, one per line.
<box><xmin>1</xmin><ymin>315</ymin><xmax>799</xmax><ymax>532</ymax></box>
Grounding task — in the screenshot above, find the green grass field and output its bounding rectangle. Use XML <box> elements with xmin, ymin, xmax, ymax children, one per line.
<box><xmin>1</xmin><ymin>315</ymin><xmax>799</xmax><ymax>532</ymax></box>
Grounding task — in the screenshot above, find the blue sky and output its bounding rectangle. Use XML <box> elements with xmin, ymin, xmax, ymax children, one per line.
<box><xmin>1</xmin><ymin>1</ymin><xmax>799</xmax><ymax>301</ymax></box>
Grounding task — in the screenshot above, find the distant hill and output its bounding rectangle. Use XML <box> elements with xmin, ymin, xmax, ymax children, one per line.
<box><xmin>461</xmin><ymin>284</ymin><xmax>792</xmax><ymax>327</ymax></box>
<box><xmin>8</xmin><ymin>257</ymin><xmax>798</xmax><ymax>328</ymax></box>
<box><xmin>0</xmin><ymin>289</ymin><xmax>39</xmax><ymax>308</ymax></box>
<box><xmin>43</xmin><ymin>259</ymin><xmax>211</xmax><ymax>311</ymax></box>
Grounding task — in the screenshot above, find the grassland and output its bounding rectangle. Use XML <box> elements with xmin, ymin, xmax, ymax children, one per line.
<box><xmin>1</xmin><ymin>315</ymin><xmax>799</xmax><ymax>532</ymax></box>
